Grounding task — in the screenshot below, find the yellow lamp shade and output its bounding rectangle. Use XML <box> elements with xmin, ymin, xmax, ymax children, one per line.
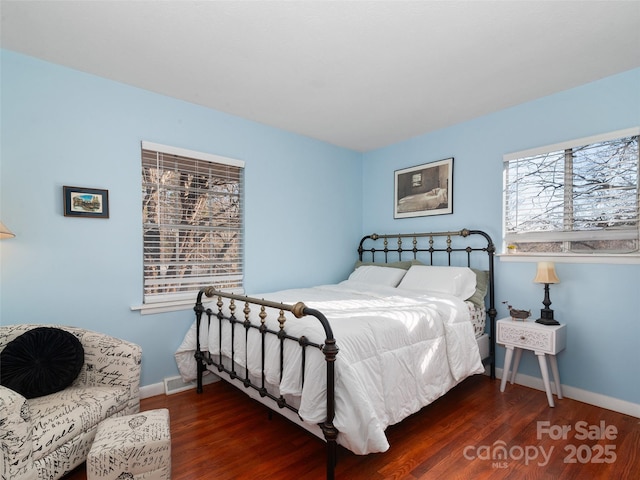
<box><xmin>0</xmin><ymin>221</ymin><xmax>15</xmax><ymax>239</ymax></box>
<box><xmin>533</xmin><ymin>262</ymin><xmax>559</xmax><ymax>284</ymax></box>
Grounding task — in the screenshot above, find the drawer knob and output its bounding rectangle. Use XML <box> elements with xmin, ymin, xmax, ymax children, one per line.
<box><xmin>520</xmin><ymin>336</ymin><xmax>526</xmax><ymax>341</ymax></box>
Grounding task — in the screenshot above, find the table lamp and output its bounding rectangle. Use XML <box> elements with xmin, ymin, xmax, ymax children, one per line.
<box><xmin>533</xmin><ymin>261</ymin><xmax>560</xmax><ymax>325</ymax></box>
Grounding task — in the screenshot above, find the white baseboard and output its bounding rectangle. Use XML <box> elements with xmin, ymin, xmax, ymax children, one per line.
<box><xmin>140</xmin><ymin>373</ymin><xmax>220</xmax><ymax>399</ymax></box>
<box><xmin>140</xmin><ymin>382</ymin><xmax>164</xmax><ymax>399</ymax></box>
<box><xmin>495</xmin><ymin>367</ymin><xmax>640</xmax><ymax>418</ymax></box>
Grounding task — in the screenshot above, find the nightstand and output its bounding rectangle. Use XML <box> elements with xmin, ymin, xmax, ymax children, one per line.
<box><xmin>497</xmin><ymin>318</ymin><xmax>567</xmax><ymax>407</ymax></box>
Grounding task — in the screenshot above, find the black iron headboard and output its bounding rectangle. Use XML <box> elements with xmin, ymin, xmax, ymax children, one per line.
<box><xmin>357</xmin><ymin>228</ymin><xmax>496</xmax><ymax>378</ymax></box>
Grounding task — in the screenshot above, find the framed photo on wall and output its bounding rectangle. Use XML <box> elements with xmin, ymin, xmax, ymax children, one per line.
<box><xmin>394</xmin><ymin>157</ymin><xmax>453</xmax><ymax>218</ymax></box>
<box><xmin>63</xmin><ymin>186</ymin><xmax>110</xmax><ymax>218</ymax></box>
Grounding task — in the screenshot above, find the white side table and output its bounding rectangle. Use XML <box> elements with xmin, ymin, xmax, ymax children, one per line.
<box><xmin>497</xmin><ymin>318</ymin><xmax>566</xmax><ymax>407</ymax></box>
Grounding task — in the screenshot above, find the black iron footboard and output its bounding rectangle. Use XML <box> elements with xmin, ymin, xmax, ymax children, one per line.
<box><xmin>193</xmin><ymin>288</ymin><xmax>339</xmax><ymax>480</ymax></box>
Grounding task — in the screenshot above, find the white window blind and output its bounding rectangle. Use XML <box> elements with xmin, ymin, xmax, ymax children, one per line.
<box><xmin>141</xmin><ymin>142</ymin><xmax>244</xmax><ymax>304</ymax></box>
<box><xmin>503</xmin><ymin>128</ymin><xmax>639</xmax><ymax>255</ymax></box>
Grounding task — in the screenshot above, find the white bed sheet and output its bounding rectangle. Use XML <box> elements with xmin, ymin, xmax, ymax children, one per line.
<box><xmin>176</xmin><ymin>280</ymin><xmax>484</xmax><ymax>454</ymax></box>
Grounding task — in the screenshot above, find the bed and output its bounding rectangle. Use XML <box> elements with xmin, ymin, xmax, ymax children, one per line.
<box><xmin>175</xmin><ymin>229</ymin><xmax>496</xmax><ymax>480</ymax></box>
<box><xmin>397</xmin><ymin>187</ymin><xmax>448</xmax><ymax>212</ymax></box>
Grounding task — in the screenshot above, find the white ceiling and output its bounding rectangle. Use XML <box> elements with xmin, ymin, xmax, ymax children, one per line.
<box><xmin>2</xmin><ymin>1</ymin><xmax>639</xmax><ymax>152</ymax></box>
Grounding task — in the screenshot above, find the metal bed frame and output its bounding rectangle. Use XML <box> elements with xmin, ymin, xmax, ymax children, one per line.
<box><xmin>192</xmin><ymin>228</ymin><xmax>496</xmax><ymax>480</ymax></box>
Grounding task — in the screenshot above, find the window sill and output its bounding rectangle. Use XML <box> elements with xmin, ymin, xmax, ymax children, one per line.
<box><xmin>131</xmin><ymin>299</ymin><xmax>197</xmax><ymax>315</ymax></box>
<box><xmin>498</xmin><ymin>253</ymin><xmax>640</xmax><ymax>265</ymax></box>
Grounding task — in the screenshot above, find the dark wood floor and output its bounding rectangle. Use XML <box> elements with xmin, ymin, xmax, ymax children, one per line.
<box><xmin>64</xmin><ymin>375</ymin><xmax>639</xmax><ymax>479</ymax></box>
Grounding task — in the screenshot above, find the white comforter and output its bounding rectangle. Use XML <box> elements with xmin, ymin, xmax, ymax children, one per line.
<box><xmin>175</xmin><ymin>280</ymin><xmax>484</xmax><ymax>454</ymax></box>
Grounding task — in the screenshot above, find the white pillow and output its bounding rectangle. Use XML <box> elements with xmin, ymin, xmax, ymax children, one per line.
<box><xmin>396</xmin><ymin>265</ymin><xmax>477</xmax><ymax>299</ymax></box>
<box><xmin>347</xmin><ymin>265</ymin><xmax>407</xmax><ymax>287</ymax></box>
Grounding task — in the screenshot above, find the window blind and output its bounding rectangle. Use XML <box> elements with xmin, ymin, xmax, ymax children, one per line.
<box><xmin>141</xmin><ymin>142</ymin><xmax>245</xmax><ymax>304</ymax></box>
<box><xmin>503</xmin><ymin>129</ymin><xmax>639</xmax><ymax>254</ymax></box>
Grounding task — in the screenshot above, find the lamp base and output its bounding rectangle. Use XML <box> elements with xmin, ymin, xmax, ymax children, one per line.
<box><xmin>536</xmin><ymin>307</ymin><xmax>559</xmax><ymax>326</ymax></box>
<box><xmin>535</xmin><ymin>317</ymin><xmax>560</xmax><ymax>326</ymax></box>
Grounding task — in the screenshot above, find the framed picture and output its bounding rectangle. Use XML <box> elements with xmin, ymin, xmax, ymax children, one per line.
<box><xmin>394</xmin><ymin>158</ymin><xmax>453</xmax><ymax>218</ymax></box>
<box><xmin>63</xmin><ymin>186</ymin><xmax>110</xmax><ymax>218</ymax></box>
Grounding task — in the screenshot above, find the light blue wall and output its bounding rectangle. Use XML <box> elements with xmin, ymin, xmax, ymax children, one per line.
<box><xmin>2</xmin><ymin>49</ymin><xmax>639</xmax><ymax>406</ymax></box>
<box><xmin>362</xmin><ymin>68</ymin><xmax>640</xmax><ymax>404</ymax></box>
<box><xmin>0</xmin><ymin>50</ymin><xmax>363</xmax><ymax>387</ymax></box>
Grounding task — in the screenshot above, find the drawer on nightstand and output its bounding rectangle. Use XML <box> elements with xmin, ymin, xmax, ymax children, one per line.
<box><xmin>497</xmin><ymin>320</ymin><xmax>566</xmax><ymax>355</ymax></box>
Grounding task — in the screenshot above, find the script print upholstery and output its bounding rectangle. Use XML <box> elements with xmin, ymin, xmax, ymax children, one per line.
<box><xmin>0</xmin><ymin>324</ymin><xmax>142</xmax><ymax>480</ymax></box>
<box><xmin>87</xmin><ymin>409</ymin><xmax>171</xmax><ymax>480</ymax></box>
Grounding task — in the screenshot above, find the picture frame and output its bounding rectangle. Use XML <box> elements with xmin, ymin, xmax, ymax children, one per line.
<box><xmin>63</xmin><ymin>186</ymin><xmax>110</xmax><ymax>218</ymax></box>
<box><xmin>394</xmin><ymin>157</ymin><xmax>453</xmax><ymax>218</ymax></box>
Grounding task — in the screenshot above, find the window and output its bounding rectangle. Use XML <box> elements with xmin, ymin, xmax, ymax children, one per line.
<box><xmin>141</xmin><ymin>142</ymin><xmax>244</xmax><ymax>306</ymax></box>
<box><xmin>503</xmin><ymin>128</ymin><xmax>639</xmax><ymax>255</ymax></box>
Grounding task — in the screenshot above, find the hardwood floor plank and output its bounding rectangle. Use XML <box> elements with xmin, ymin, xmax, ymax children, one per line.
<box><xmin>62</xmin><ymin>375</ymin><xmax>639</xmax><ymax>480</ymax></box>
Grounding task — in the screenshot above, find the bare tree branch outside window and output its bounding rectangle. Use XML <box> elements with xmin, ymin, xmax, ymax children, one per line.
<box><xmin>142</xmin><ymin>148</ymin><xmax>244</xmax><ymax>303</ymax></box>
<box><xmin>504</xmin><ymin>133</ymin><xmax>639</xmax><ymax>254</ymax></box>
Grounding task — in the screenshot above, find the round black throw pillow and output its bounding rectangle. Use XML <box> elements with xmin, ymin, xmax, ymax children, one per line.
<box><xmin>0</xmin><ymin>327</ymin><xmax>84</xmax><ymax>399</ymax></box>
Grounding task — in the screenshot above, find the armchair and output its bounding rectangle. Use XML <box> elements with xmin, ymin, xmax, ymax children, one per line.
<box><xmin>0</xmin><ymin>324</ymin><xmax>142</xmax><ymax>480</ymax></box>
